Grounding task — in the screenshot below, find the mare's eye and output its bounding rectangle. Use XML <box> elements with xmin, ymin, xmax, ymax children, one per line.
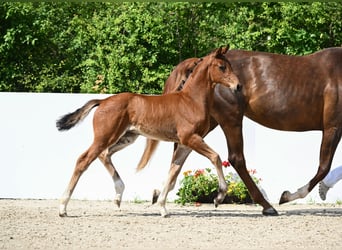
<box><xmin>219</xmin><ymin>65</ymin><xmax>226</xmax><ymax>71</ymax></box>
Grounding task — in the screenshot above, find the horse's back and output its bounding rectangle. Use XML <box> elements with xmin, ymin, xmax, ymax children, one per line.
<box><xmin>229</xmin><ymin>47</ymin><xmax>341</xmax><ymax>70</ymax></box>
<box><xmin>226</xmin><ymin>48</ymin><xmax>342</xmax><ymax>131</ymax></box>
<box><xmin>306</xmin><ymin>46</ymin><xmax>341</xmax><ymax>70</ymax></box>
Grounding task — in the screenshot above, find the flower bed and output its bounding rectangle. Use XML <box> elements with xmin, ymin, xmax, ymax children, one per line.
<box><xmin>175</xmin><ymin>161</ymin><xmax>261</xmax><ymax>205</ymax></box>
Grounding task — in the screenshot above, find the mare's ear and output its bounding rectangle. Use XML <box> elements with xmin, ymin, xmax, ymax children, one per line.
<box><xmin>195</xmin><ymin>58</ymin><xmax>203</xmax><ymax>65</ymax></box>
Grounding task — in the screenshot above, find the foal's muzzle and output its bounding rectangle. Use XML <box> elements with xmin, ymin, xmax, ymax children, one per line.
<box><xmin>236</xmin><ymin>83</ymin><xmax>242</xmax><ymax>92</ymax></box>
<box><xmin>232</xmin><ymin>83</ymin><xmax>242</xmax><ymax>93</ymax></box>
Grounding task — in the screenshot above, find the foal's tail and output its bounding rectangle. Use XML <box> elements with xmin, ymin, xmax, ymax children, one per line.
<box><xmin>56</xmin><ymin>99</ymin><xmax>101</xmax><ymax>131</ymax></box>
<box><xmin>136</xmin><ymin>139</ymin><xmax>160</xmax><ymax>171</ymax></box>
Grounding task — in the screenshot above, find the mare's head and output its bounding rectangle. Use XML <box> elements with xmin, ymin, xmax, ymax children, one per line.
<box><xmin>163</xmin><ymin>58</ymin><xmax>200</xmax><ymax>93</ymax></box>
<box><xmin>204</xmin><ymin>46</ymin><xmax>241</xmax><ymax>92</ymax></box>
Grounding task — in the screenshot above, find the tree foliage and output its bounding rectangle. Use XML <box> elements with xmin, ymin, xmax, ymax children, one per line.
<box><xmin>1</xmin><ymin>2</ymin><xmax>341</xmax><ymax>93</ymax></box>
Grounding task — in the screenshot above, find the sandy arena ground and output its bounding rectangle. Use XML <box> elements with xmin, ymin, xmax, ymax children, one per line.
<box><xmin>1</xmin><ymin>199</ymin><xmax>341</xmax><ymax>249</ymax></box>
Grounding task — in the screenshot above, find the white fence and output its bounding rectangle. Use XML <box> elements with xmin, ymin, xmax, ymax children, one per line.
<box><xmin>1</xmin><ymin>92</ymin><xmax>341</xmax><ymax>204</ymax></box>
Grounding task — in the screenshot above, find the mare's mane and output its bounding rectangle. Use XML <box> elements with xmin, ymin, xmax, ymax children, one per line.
<box><xmin>176</xmin><ymin>58</ymin><xmax>203</xmax><ymax>91</ymax></box>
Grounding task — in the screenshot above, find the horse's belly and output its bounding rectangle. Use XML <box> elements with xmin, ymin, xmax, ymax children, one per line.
<box><xmin>129</xmin><ymin>125</ymin><xmax>179</xmax><ymax>142</ymax></box>
<box><xmin>246</xmin><ymin>111</ymin><xmax>322</xmax><ymax>131</ymax></box>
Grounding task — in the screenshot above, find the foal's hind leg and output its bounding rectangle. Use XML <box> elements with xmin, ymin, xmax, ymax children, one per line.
<box><xmin>280</xmin><ymin>127</ymin><xmax>342</xmax><ymax>204</ymax></box>
<box><xmin>59</xmin><ymin>142</ymin><xmax>107</xmax><ymax>217</ymax></box>
<box><xmin>98</xmin><ymin>148</ymin><xmax>125</xmax><ymax>208</ymax></box>
<box><xmin>98</xmin><ymin>132</ymin><xmax>139</xmax><ymax>207</ymax></box>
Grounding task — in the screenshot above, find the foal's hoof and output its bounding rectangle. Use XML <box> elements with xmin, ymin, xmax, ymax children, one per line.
<box><xmin>214</xmin><ymin>198</ymin><xmax>221</xmax><ymax>208</ymax></box>
<box><xmin>114</xmin><ymin>199</ymin><xmax>121</xmax><ymax>208</ymax></box>
<box><xmin>161</xmin><ymin>213</ymin><xmax>171</xmax><ymax>218</ymax></box>
<box><xmin>59</xmin><ymin>212</ymin><xmax>68</xmax><ymax>218</ymax></box>
<box><xmin>214</xmin><ymin>192</ymin><xmax>226</xmax><ymax>208</ymax></box>
<box><xmin>152</xmin><ymin>189</ymin><xmax>161</xmax><ymax>204</ymax></box>
<box><xmin>262</xmin><ymin>207</ymin><xmax>279</xmax><ymax>216</ymax></box>
<box><xmin>160</xmin><ymin>208</ymin><xmax>169</xmax><ymax>218</ymax></box>
<box><xmin>279</xmin><ymin>191</ymin><xmax>291</xmax><ymax>205</ymax></box>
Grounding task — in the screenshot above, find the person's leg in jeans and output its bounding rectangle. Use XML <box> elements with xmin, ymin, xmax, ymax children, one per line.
<box><xmin>319</xmin><ymin>165</ymin><xmax>342</xmax><ymax>200</ymax></box>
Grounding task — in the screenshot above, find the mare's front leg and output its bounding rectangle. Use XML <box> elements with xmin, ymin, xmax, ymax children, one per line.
<box><xmin>98</xmin><ymin>131</ymin><xmax>139</xmax><ymax>208</ymax></box>
<box><xmin>211</xmin><ymin>86</ymin><xmax>278</xmax><ymax>215</ymax></box>
<box><xmin>223</xmin><ymin>123</ymin><xmax>278</xmax><ymax>215</ymax></box>
<box><xmin>157</xmin><ymin>145</ymin><xmax>192</xmax><ymax>217</ymax></box>
<box><xmin>280</xmin><ymin>127</ymin><xmax>342</xmax><ymax>204</ymax></box>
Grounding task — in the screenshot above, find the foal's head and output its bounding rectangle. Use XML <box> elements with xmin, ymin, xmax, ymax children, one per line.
<box><xmin>205</xmin><ymin>46</ymin><xmax>240</xmax><ymax>92</ymax></box>
<box><xmin>171</xmin><ymin>46</ymin><xmax>240</xmax><ymax>93</ymax></box>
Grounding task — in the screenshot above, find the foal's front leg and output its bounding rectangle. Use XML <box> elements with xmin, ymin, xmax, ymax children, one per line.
<box><xmin>184</xmin><ymin>134</ymin><xmax>228</xmax><ymax>206</ymax></box>
<box><xmin>157</xmin><ymin>145</ymin><xmax>192</xmax><ymax>217</ymax></box>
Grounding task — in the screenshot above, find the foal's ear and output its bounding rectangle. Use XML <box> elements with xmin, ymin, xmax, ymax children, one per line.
<box><xmin>214</xmin><ymin>47</ymin><xmax>223</xmax><ymax>57</ymax></box>
<box><xmin>214</xmin><ymin>45</ymin><xmax>230</xmax><ymax>57</ymax></box>
<box><xmin>220</xmin><ymin>45</ymin><xmax>230</xmax><ymax>54</ymax></box>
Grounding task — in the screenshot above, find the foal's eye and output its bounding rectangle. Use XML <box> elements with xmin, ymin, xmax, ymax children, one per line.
<box><xmin>219</xmin><ymin>65</ymin><xmax>226</xmax><ymax>71</ymax></box>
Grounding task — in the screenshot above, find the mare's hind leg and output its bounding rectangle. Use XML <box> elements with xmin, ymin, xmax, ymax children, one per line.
<box><xmin>280</xmin><ymin>127</ymin><xmax>342</xmax><ymax>204</ymax></box>
<box><xmin>157</xmin><ymin>145</ymin><xmax>192</xmax><ymax>217</ymax></box>
<box><xmin>98</xmin><ymin>131</ymin><xmax>139</xmax><ymax>207</ymax></box>
<box><xmin>59</xmin><ymin>142</ymin><xmax>107</xmax><ymax>217</ymax></box>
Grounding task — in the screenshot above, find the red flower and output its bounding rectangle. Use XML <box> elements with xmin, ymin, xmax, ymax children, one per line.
<box><xmin>248</xmin><ymin>169</ymin><xmax>257</xmax><ymax>175</ymax></box>
<box><xmin>194</xmin><ymin>169</ymin><xmax>205</xmax><ymax>177</ymax></box>
<box><xmin>222</xmin><ymin>160</ymin><xmax>230</xmax><ymax>167</ymax></box>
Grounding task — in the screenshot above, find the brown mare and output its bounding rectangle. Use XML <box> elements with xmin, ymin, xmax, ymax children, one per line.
<box><xmin>137</xmin><ymin>47</ymin><xmax>342</xmax><ymax>215</ymax></box>
<box><xmin>56</xmin><ymin>47</ymin><xmax>240</xmax><ymax>217</ymax></box>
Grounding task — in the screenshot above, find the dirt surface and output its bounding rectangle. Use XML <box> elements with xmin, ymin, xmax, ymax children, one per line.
<box><xmin>1</xmin><ymin>199</ymin><xmax>342</xmax><ymax>249</ymax></box>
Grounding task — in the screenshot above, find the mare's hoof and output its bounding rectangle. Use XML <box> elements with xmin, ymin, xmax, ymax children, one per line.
<box><xmin>152</xmin><ymin>189</ymin><xmax>160</xmax><ymax>204</ymax></box>
<box><xmin>262</xmin><ymin>207</ymin><xmax>279</xmax><ymax>216</ymax></box>
<box><xmin>279</xmin><ymin>190</ymin><xmax>291</xmax><ymax>205</ymax></box>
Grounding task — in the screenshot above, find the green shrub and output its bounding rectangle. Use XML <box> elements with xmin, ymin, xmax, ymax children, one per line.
<box><xmin>175</xmin><ymin>164</ymin><xmax>261</xmax><ymax>205</ymax></box>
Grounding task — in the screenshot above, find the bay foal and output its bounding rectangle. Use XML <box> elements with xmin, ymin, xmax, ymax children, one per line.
<box><xmin>57</xmin><ymin>47</ymin><xmax>240</xmax><ymax>217</ymax></box>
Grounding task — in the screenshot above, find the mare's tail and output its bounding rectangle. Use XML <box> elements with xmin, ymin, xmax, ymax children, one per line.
<box><xmin>56</xmin><ymin>99</ymin><xmax>101</xmax><ymax>131</ymax></box>
<box><xmin>136</xmin><ymin>139</ymin><xmax>160</xmax><ymax>171</ymax></box>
